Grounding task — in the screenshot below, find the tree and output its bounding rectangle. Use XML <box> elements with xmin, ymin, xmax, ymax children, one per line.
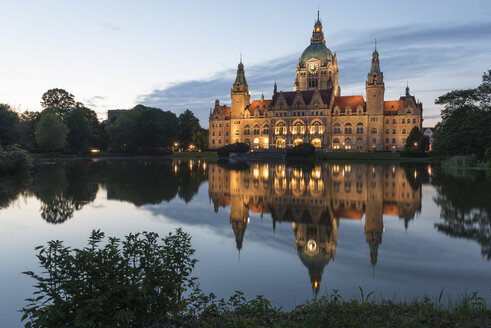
<box><xmin>19</xmin><ymin>111</ymin><xmax>41</xmax><ymax>149</ymax></box>
<box><xmin>106</xmin><ymin>105</ymin><xmax>178</xmax><ymax>152</ymax></box>
<box><xmin>40</xmin><ymin>88</ymin><xmax>76</xmax><ymax>119</ymax></box>
<box><xmin>433</xmin><ymin>69</ymin><xmax>491</xmax><ymax>158</ymax></box>
<box><xmin>178</xmin><ymin>109</ymin><xmax>201</xmax><ymax>148</ymax></box>
<box><xmin>35</xmin><ymin>112</ymin><xmax>68</xmax><ymax>151</ymax></box>
<box><xmin>66</xmin><ymin>106</ymin><xmax>101</xmax><ymax>152</ymax></box>
<box><xmin>0</xmin><ymin>104</ymin><xmax>20</xmax><ymax>146</ymax></box>
<box><xmin>405</xmin><ymin>126</ymin><xmax>423</xmax><ymax>150</ymax></box>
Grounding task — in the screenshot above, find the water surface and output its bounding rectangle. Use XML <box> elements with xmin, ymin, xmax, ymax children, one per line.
<box><xmin>1</xmin><ymin>159</ymin><xmax>490</xmax><ymax>327</ymax></box>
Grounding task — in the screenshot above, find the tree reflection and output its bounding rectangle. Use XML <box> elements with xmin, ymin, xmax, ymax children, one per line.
<box><xmin>432</xmin><ymin>169</ymin><xmax>491</xmax><ymax>259</ymax></box>
<box><xmin>0</xmin><ymin>159</ymin><xmax>209</xmax><ymax>224</ymax></box>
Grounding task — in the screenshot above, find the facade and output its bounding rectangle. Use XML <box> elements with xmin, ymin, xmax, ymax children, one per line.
<box><xmin>208</xmin><ymin>163</ymin><xmax>422</xmax><ymax>293</ymax></box>
<box><xmin>209</xmin><ymin>13</ymin><xmax>423</xmax><ymax>151</ymax></box>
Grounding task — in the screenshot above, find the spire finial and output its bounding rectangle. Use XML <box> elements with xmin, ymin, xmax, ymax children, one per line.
<box><xmin>374</xmin><ymin>38</ymin><xmax>377</xmax><ymax>52</ymax></box>
<box><xmin>240</xmin><ymin>51</ymin><xmax>242</xmax><ymax>64</ymax></box>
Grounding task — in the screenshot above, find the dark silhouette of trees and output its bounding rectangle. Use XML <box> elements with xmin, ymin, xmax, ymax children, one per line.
<box><xmin>0</xmin><ymin>104</ymin><xmax>20</xmax><ymax>146</ymax></box>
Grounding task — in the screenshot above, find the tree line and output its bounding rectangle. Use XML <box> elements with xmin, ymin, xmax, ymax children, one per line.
<box><xmin>0</xmin><ymin>88</ymin><xmax>208</xmax><ymax>153</ymax></box>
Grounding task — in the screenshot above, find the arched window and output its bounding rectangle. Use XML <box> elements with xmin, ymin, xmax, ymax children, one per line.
<box><xmin>243</xmin><ymin>125</ymin><xmax>250</xmax><ymax>135</ymax></box>
<box><xmin>413</xmin><ymin>118</ymin><xmax>416</xmax><ymax>123</ymax></box>
<box><xmin>333</xmin><ymin>123</ymin><xmax>341</xmax><ymax>134</ymax></box>
<box><xmin>392</xmin><ymin>119</ymin><xmax>396</xmax><ymax>124</ymax></box>
<box><xmin>218</xmin><ymin>131</ymin><xmax>222</xmax><ymax>136</ymax></box>
<box><xmin>385</xmin><ymin>119</ymin><xmax>389</xmax><ymax>124</ymax></box>
<box><xmin>402</xmin><ymin>119</ymin><xmax>405</xmax><ymax>123</ymax></box>
<box><xmin>344</xmin><ymin>122</ymin><xmax>352</xmax><ymax>134</ymax></box>
<box><xmin>234</xmin><ymin>130</ymin><xmax>239</xmax><ymax>136</ymax></box>
<box><xmin>402</xmin><ymin>129</ymin><xmax>406</xmax><ymax>134</ymax></box>
<box><xmin>262</xmin><ymin>124</ymin><xmax>269</xmax><ymax>135</ymax></box>
<box><xmin>253</xmin><ymin>124</ymin><xmax>260</xmax><ymax>135</ymax></box>
<box><xmin>275</xmin><ymin>122</ymin><xmax>286</xmax><ymax>135</ymax></box>
<box><xmin>356</xmin><ymin>122</ymin><xmax>364</xmax><ymax>134</ymax></box>
<box><xmin>212</xmin><ymin>131</ymin><xmax>215</xmax><ymax>136</ymax></box>
<box><xmin>392</xmin><ymin>138</ymin><xmax>396</xmax><ymax>144</ymax></box>
<box><xmin>371</xmin><ymin>128</ymin><xmax>377</xmax><ymax>134</ymax></box>
<box><xmin>392</xmin><ymin>129</ymin><xmax>396</xmax><ymax>134</ymax></box>
<box><xmin>385</xmin><ymin>129</ymin><xmax>389</xmax><ymax>134</ymax></box>
<box><xmin>293</xmin><ymin>122</ymin><xmax>305</xmax><ymax>134</ymax></box>
<box><xmin>312</xmin><ymin>121</ymin><xmax>322</xmax><ymax>134</ymax></box>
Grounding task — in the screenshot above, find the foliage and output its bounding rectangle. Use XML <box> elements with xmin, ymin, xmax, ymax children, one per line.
<box><xmin>0</xmin><ymin>103</ymin><xmax>21</xmax><ymax>146</ymax></box>
<box><xmin>19</xmin><ymin>111</ymin><xmax>41</xmax><ymax>149</ymax></box>
<box><xmin>433</xmin><ymin>69</ymin><xmax>491</xmax><ymax>159</ymax></box>
<box><xmin>66</xmin><ymin>106</ymin><xmax>102</xmax><ymax>153</ymax></box>
<box><xmin>22</xmin><ymin>228</ymin><xmax>198</xmax><ymax>328</ymax></box>
<box><xmin>40</xmin><ymin>88</ymin><xmax>76</xmax><ymax>119</ymax></box>
<box><xmin>0</xmin><ymin>146</ymin><xmax>32</xmax><ymax>174</ymax></box>
<box><xmin>401</xmin><ymin>127</ymin><xmax>429</xmax><ymax>157</ymax></box>
<box><xmin>107</xmin><ymin>105</ymin><xmax>179</xmax><ymax>152</ymax></box>
<box><xmin>35</xmin><ymin>112</ymin><xmax>68</xmax><ymax>151</ymax></box>
<box><xmin>178</xmin><ymin>109</ymin><xmax>201</xmax><ymax>148</ymax></box>
<box><xmin>156</xmin><ymin>290</ymin><xmax>491</xmax><ymax>328</ymax></box>
<box><xmin>216</xmin><ymin>142</ymin><xmax>250</xmax><ymax>158</ymax></box>
<box><xmin>287</xmin><ymin>143</ymin><xmax>315</xmax><ymax>158</ymax></box>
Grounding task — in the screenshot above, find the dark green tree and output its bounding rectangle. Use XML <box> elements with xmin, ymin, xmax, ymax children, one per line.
<box><xmin>19</xmin><ymin>111</ymin><xmax>40</xmax><ymax>149</ymax></box>
<box><xmin>107</xmin><ymin>105</ymin><xmax>178</xmax><ymax>152</ymax></box>
<box><xmin>405</xmin><ymin>127</ymin><xmax>423</xmax><ymax>150</ymax></box>
<box><xmin>433</xmin><ymin>69</ymin><xmax>491</xmax><ymax>158</ymax></box>
<box><xmin>178</xmin><ymin>109</ymin><xmax>201</xmax><ymax>148</ymax></box>
<box><xmin>35</xmin><ymin>111</ymin><xmax>68</xmax><ymax>151</ymax></box>
<box><xmin>40</xmin><ymin>88</ymin><xmax>76</xmax><ymax>119</ymax></box>
<box><xmin>66</xmin><ymin>106</ymin><xmax>101</xmax><ymax>152</ymax></box>
<box><xmin>0</xmin><ymin>104</ymin><xmax>20</xmax><ymax>146</ymax></box>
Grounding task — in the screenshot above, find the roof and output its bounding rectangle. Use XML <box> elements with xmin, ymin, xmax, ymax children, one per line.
<box><xmin>298</xmin><ymin>43</ymin><xmax>333</xmax><ymax>68</ymax></box>
<box><xmin>333</xmin><ymin>96</ymin><xmax>366</xmax><ymax>111</ymax></box>
<box><xmin>384</xmin><ymin>100</ymin><xmax>403</xmax><ymax>113</ymax></box>
<box><xmin>247</xmin><ymin>100</ymin><xmax>272</xmax><ymax>115</ymax></box>
<box><xmin>216</xmin><ymin>105</ymin><xmax>231</xmax><ymax>118</ymax></box>
<box><xmin>271</xmin><ymin>89</ymin><xmax>333</xmax><ymax>107</ymax></box>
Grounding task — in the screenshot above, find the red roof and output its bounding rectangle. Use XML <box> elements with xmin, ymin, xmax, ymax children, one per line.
<box><xmin>384</xmin><ymin>100</ymin><xmax>402</xmax><ymax>113</ymax></box>
<box><xmin>247</xmin><ymin>100</ymin><xmax>272</xmax><ymax>115</ymax></box>
<box><xmin>217</xmin><ymin>105</ymin><xmax>231</xmax><ymax>118</ymax></box>
<box><xmin>333</xmin><ymin>96</ymin><xmax>366</xmax><ymax>110</ymax></box>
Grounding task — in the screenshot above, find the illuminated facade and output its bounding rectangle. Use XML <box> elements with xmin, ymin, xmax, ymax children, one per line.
<box><xmin>208</xmin><ymin>163</ymin><xmax>422</xmax><ymax>293</ymax></box>
<box><xmin>209</xmin><ymin>12</ymin><xmax>423</xmax><ymax>151</ymax></box>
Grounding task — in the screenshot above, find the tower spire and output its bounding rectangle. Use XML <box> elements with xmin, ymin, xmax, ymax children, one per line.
<box><xmin>240</xmin><ymin>51</ymin><xmax>242</xmax><ymax>64</ymax></box>
<box><xmin>374</xmin><ymin>38</ymin><xmax>377</xmax><ymax>52</ymax></box>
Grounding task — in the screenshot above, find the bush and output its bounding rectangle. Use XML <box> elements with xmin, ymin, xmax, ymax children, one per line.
<box><xmin>216</xmin><ymin>142</ymin><xmax>249</xmax><ymax>158</ymax></box>
<box><xmin>287</xmin><ymin>143</ymin><xmax>315</xmax><ymax>158</ymax></box>
<box><xmin>22</xmin><ymin>229</ymin><xmax>197</xmax><ymax>328</ymax></box>
<box><xmin>0</xmin><ymin>146</ymin><xmax>32</xmax><ymax>174</ymax></box>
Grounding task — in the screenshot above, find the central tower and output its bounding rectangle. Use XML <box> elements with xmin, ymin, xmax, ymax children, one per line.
<box><xmin>294</xmin><ymin>11</ymin><xmax>340</xmax><ymax>96</ymax></box>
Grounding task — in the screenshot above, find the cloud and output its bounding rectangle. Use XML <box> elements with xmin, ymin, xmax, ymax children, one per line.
<box><xmin>101</xmin><ymin>22</ymin><xmax>122</xmax><ymax>31</ymax></box>
<box><xmin>137</xmin><ymin>21</ymin><xmax>491</xmax><ymax>127</ymax></box>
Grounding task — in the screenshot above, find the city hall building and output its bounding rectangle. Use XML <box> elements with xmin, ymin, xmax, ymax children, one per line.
<box><xmin>208</xmin><ymin>13</ymin><xmax>423</xmax><ymax>151</ymax></box>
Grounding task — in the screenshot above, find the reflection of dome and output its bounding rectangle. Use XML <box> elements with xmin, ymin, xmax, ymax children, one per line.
<box><xmin>297</xmin><ymin>245</ymin><xmax>333</xmax><ymax>294</ymax></box>
<box><xmin>298</xmin><ymin>43</ymin><xmax>333</xmax><ymax>68</ymax></box>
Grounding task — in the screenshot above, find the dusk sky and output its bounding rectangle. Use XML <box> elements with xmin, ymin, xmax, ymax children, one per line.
<box><xmin>1</xmin><ymin>0</ymin><xmax>490</xmax><ymax>127</ymax></box>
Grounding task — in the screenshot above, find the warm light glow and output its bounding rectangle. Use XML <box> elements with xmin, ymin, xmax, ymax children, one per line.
<box><xmin>253</xmin><ymin>167</ymin><xmax>260</xmax><ymax>178</ymax></box>
<box><xmin>90</xmin><ymin>148</ymin><xmax>100</xmax><ymax>153</ymax></box>
<box><xmin>315</xmin><ymin>27</ymin><xmax>320</xmax><ymax>32</ymax></box>
<box><xmin>427</xmin><ymin>165</ymin><xmax>432</xmax><ymax>176</ymax></box>
<box><xmin>414</xmin><ymin>142</ymin><xmax>418</xmax><ymax>147</ymax></box>
<box><xmin>314</xmin><ymin>281</ymin><xmax>319</xmax><ymax>289</ymax></box>
<box><xmin>307</xmin><ymin>239</ymin><xmax>317</xmax><ymax>251</ymax></box>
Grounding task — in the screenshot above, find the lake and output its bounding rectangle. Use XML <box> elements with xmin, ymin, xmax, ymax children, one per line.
<box><xmin>1</xmin><ymin>159</ymin><xmax>490</xmax><ymax>327</ymax></box>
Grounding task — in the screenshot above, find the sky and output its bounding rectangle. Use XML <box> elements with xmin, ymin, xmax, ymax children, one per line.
<box><xmin>0</xmin><ymin>0</ymin><xmax>490</xmax><ymax>128</ymax></box>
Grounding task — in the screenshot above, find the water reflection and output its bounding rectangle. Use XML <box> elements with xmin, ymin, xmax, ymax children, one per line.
<box><xmin>209</xmin><ymin>163</ymin><xmax>424</xmax><ymax>293</ymax></box>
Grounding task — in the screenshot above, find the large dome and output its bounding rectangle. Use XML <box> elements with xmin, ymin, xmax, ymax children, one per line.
<box><xmin>298</xmin><ymin>43</ymin><xmax>333</xmax><ymax>68</ymax></box>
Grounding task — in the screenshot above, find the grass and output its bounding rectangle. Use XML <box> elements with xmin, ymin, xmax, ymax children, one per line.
<box><xmin>167</xmin><ymin>151</ymin><xmax>219</xmax><ymax>160</ymax></box>
<box><xmin>315</xmin><ymin>151</ymin><xmax>437</xmax><ymax>163</ymax></box>
<box><xmin>156</xmin><ymin>291</ymin><xmax>491</xmax><ymax>328</ymax></box>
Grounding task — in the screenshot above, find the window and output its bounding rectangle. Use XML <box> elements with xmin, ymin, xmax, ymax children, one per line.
<box><xmin>413</xmin><ymin>118</ymin><xmax>416</xmax><ymax>123</ymax></box>
<box><xmin>225</xmin><ymin>131</ymin><xmax>229</xmax><ymax>136</ymax></box>
<box><xmin>392</xmin><ymin>138</ymin><xmax>396</xmax><ymax>144</ymax></box>
<box><xmin>344</xmin><ymin>123</ymin><xmax>352</xmax><ymax>134</ymax></box>
<box><xmin>385</xmin><ymin>119</ymin><xmax>389</xmax><ymax>124</ymax></box>
<box><xmin>218</xmin><ymin>131</ymin><xmax>222</xmax><ymax>136</ymax></box>
<box><xmin>212</xmin><ymin>139</ymin><xmax>215</xmax><ymax>144</ymax></box>
<box><xmin>385</xmin><ymin>138</ymin><xmax>389</xmax><ymax>143</ymax></box>
<box><xmin>243</xmin><ymin>125</ymin><xmax>250</xmax><ymax>135</ymax></box>
<box><xmin>392</xmin><ymin>129</ymin><xmax>396</xmax><ymax>134</ymax></box>
<box><xmin>212</xmin><ymin>131</ymin><xmax>215</xmax><ymax>136</ymax></box>
<box><xmin>371</xmin><ymin>128</ymin><xmax>377</xmax><ymax>134</ymax></box>
<box><xmin>308</xmin><ymin>78</ymin><xmax>318</xmax><ymax>88</ymax></box>
<box><xmin>253</xmin><ymin>124</ymin><xmax>260</xmax><ymax>135</ymax></box>
<box><xmin>356</xmin><ymin>122</ymin><xmax>363</xmax><ymax>134</ymax></box>
<box><xmin>385</xmin><ymin>129</ymin><xmax>389</xmax><ymax>134</ymax></box>
<box><xmin>262</xmin><ymin>124</ymin><xmax>269</xmax><ymax>135</ymax></box>
<box><xmin>402</xmin><ymin>129</ymin><xmax>406</xmax><ymax>134</ymax></box>
<box><xmin>402</xmin><ymin>119</ymin><xmax>405</xmax><ymax>123</ymax></box>
<box><xmin>218</xmin><ymin>139</ymin><xmax>222</xmax><ymax>144</ymax></box>
<box><xmin>234</xmin><ymin>130</ymin><xmax>239</xmax><ymax>136</ymax></box>
<box><xmin>333</xmin><ymin>123</ymin><xmax>341</xmax><ymax>134</ymax></box>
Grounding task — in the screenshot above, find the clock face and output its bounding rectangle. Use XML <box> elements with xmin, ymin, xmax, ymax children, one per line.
<box><xmin>309</xmin><ymin>63</ymin><xmax>318</xmax><ymax>74</ymax></box>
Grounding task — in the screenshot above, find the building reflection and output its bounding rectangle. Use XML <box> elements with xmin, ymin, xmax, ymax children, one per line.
<box><xmin>208</xmin><ymin>163</ymin><xmax>422</xmax><ymax>293</ymax></box>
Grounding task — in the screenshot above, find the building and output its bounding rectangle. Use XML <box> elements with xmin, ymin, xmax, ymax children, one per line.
<box><xmin>208</xmin><ymin>163</ymin><xmax>422</xmax><ymax>293</ymax></box>
<box><xmin>209</xmin><ymin>12</ymin><xmax>423</xmax><ymax>151</ymax></box>
<box><xmin>422</xmin><ymin>127</ymin><xmax>434</xmax><ymax>151</ymax></box>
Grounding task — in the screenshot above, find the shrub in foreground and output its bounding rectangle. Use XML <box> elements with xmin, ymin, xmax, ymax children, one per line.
<box><xmin>22</xmin><ymin>229</ymin><xmax>197</xmax><ymax>328</ymax></box>
<box><xmin>216</xmin><ymin>142</ymin><xmax>249</xmax><ymax>158</ymax></box>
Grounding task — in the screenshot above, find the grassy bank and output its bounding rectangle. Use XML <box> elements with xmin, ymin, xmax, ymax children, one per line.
<box><xmin>315</xmin><ymin>152</ymin><xmax>437</xmax><ymax>163</ymax></box>
<box><xmin>158</xmin><ymin>291</ymin><xmax>491</xmax><ymax>328</ymax></box>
